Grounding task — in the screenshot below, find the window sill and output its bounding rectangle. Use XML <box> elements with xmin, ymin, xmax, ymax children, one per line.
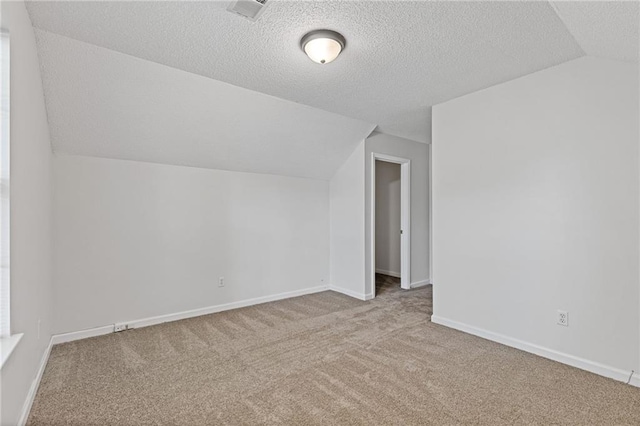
<box><xmin>0</xmin><ymin>333</ymin><xmax>23</xmax><ymax>369</ymax></box>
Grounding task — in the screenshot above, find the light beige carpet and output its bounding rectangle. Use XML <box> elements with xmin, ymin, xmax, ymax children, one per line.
<box><xmin>28</xmin><ymin>275</ymin><xmax>640</xmax><ymax>425</ymax></box>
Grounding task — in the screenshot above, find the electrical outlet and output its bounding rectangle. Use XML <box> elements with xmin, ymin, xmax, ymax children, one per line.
<box><xmin>219</xmin><ymin>277</ymin><xmax>225</xmax><ymax>287</ymax></box>
<box><xmin>557</xmin><ymin>310</ymin><xmax>568</xmax><ymax>327</ymax></box>
<box><xmin>114</xmin><ymin>323</ymin><xmax>130</xmax><ymax>333</ymax></box>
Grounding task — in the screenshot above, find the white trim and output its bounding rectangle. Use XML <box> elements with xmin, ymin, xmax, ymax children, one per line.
<box><xmin>371</xmin><ymin>153</ymin><xmax>411</xmax><ymax>296</ymax></box>
<box><xmin>400</xmin><ymin>160</ymin><xmax>411</xmax><ymax>289</ymax></box>
<box><xmin>0</xmin><ymin>332</ymin><xmax>22</xmax><ymax>369</ymax></box>
<box><xmin>375</xmin><ymin>268</ymin><xmax>401</xmax><ymax>278</ymax></box>
<box><xmin>51</xmin><ymin>285</ymin><xmax>330</xmax><ymax>345</ymax></box>
<box><xmin>1</xmin><ymin>31</ymin><xmax>11</xmax><ymax>340</ymax></box>
<box><xmin>427</xmin><ymin>143</ymin><xmax>433</xmax><ymax>284</ymax></box>
<box><xmin>431</xmin><ymin>315</ymin><xmax>640</xmax><ymax>388</ymax></box>
<box><xmin>18</xmin><ymin>337</ymin><xmax>53</xmax><ymax>426</ymax></box>
<box><xmin>51</xmin><ymin>325</ymin><xmax>116</xmax><ymax>345</ymax></box>
<box><xmin>329</xmin><ymin>285</ymin><xmax>373</xmax><ymax>301</ymax></box>
<box><xmin>410</xmin><ymin>280</ymin><xmax>431</xmax><ymax>289</ymax></box>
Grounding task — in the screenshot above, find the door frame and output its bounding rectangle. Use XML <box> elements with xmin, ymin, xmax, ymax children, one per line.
<box><xmin>371</xmin><ymin>153</ymin><xmax>411</xmax><ymax>294</ymax></box>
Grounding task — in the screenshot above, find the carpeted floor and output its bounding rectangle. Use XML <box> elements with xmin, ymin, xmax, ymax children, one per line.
<box><xmin>28</xmin><ymin>275</ymin><xmax>640</xmax><ymax>425</ymax></box>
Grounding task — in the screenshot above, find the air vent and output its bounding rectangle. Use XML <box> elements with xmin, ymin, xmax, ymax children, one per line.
<box><xmin>227</xmin><ymin>0</ymin><xmax>268</xmax><ymax>22</ymax></box>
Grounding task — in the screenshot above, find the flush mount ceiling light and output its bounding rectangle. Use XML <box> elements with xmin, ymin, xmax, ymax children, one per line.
<box><xmin>300</xmin><ymin>30</ymin><xmax>346</xmax><ymax>64</ymax></box>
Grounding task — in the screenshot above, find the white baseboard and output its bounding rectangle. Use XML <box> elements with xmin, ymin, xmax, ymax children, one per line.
<box><xmin>410</xmin><ymin>279</ymin><xmax>431</xmax><ymax>289</ymax></box>
<box><xmin>52</xmin><ymin>285</ymin><xmax>330</xmax><ymax>345</ymax></box>
<box><xmin>375</xmin><ymin>271</ymin><xmax>431</xmax><ymax>290</ymax></box>
<box><xmin>51</xmin><ymin>324</ymin><xmax>115</xmax><ymax>345</ymax></box>
<box><xmin>375</xmin><ymin>269</ymin><xmax>401</xmax><ymax>278</ymax></box>
<box><xmin>329</xmin><ymin>285</ymin><xmax>373</xmax><ymax>301</ymax></box>
<box><xmin>18</xmin><ymin>337</ymin><xmax>53</xmax><ymax>426</ymax></box>
<box><xmin>431</xmin><ymin>315</ymin><xmax>639</xmax><ymax>388</ymax></box>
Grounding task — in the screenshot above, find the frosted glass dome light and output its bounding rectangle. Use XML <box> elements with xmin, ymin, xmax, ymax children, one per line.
<box><xmin>301</xmin><ymin>30</ymin><xmax>346</xmax><ymax>64</ymax></box>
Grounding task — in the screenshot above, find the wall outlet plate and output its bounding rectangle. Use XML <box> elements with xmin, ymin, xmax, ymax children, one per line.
<box><xmin>557</xmin><ymin>310</ymin><xmax>568</xmax><ymax>326</ymax></box>
<box><xmin>114</xmin><ymin>323</ymin><xmax>130</xmax><ymax>332</ymax></box>
<box><xmin>219</xmin><ymin>277</ymin><xmax>225</xmax><ymax>287</ymax></box>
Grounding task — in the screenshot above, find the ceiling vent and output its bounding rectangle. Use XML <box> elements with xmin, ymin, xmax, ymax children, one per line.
<box><xmin>227</xmin><ymin>0</ymin><xmax>268</xmax><ymax>22</ymax></box>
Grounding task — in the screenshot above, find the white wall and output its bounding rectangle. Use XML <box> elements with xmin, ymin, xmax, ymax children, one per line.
<box><xmin>0</xmin><ymin>2</ymin><xmax>54</xmax><ymax>424</ymax></box>
<box><xmin>365</xmin><ymin>132</ymin><xmax>430</xmax><ymax>295</ymax></box>
<box><xmin>375</xmin><ymin>161</ymin><xmax>401</xmax><ymax>276</ymax></box>
<box><xmin>329</xmin><ymin>141</ymin><xmax>366</xmax><ymax>299</ymax></box>
<box><xmin>53</xmin><ymin>154</ymin><xmax>330</xmax><ymax>334</ymax></box>
<box><xmin>432</xmin><ymin>56</ymin><xmax>639</xmax><ymax>375</ymax></box>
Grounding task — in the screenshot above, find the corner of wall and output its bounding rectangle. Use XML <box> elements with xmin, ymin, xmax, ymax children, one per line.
<box><xmin>1</xmin><ymin>1</ymin><xmax>55</xmax><ymax>424</ymax></box>
<box><xmin>329</xmin><ymin>140</ymin><xmax>366</xmax><ymax>295</ymax></box>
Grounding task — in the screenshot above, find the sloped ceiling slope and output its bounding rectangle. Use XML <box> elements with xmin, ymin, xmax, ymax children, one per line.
<box><xmin>27</xmin><ymin>1</ymin><xmax>586</xmax><ymax>144</ymax></box>
<box><xmin>35</xmin><ymin>30</ymin><xmax>375</xmax><ymax>180</ymax></box>
<box><xmin>551</xmin><ymin>1</ymin><xmax>639</xmax><ymax>63</ymax></box>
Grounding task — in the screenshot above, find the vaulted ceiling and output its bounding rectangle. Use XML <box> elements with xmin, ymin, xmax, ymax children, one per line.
<box><xmin>551</xmin><ymin>1</ymin><xmax>639</xmax><ymax>63</ymax></box>
<box><xmin>25</xmin><ymin>0</ymin><xmax>639</xmax><ymax>178</ymax></box>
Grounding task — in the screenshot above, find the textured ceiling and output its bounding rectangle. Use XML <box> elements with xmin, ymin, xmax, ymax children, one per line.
<box><xmin>26</xmin><ymin>0</ymin><xmax>589</xmax><ymax>143</ymax></box>
<box><xmin>551</xmin><ymin>1</ymin><xmax>639</xmax><ymax>64</ymax></box>
<box><xmin>35</xmin><ymin>30</ymin><xmax>375</xmax><ymax>180</ymax></box>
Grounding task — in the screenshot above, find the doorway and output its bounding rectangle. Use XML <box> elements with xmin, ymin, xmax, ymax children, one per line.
<box><xmin>371</xmin><ymin>153</ymin><xmax>411</xmax><ymax>297</ymax></box>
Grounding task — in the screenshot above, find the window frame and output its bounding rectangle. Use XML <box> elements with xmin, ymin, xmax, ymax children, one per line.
<box><xmin>0</xmin><ymin>30</ymin><xmax>22</xmax><ymax>369</ymax></box>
